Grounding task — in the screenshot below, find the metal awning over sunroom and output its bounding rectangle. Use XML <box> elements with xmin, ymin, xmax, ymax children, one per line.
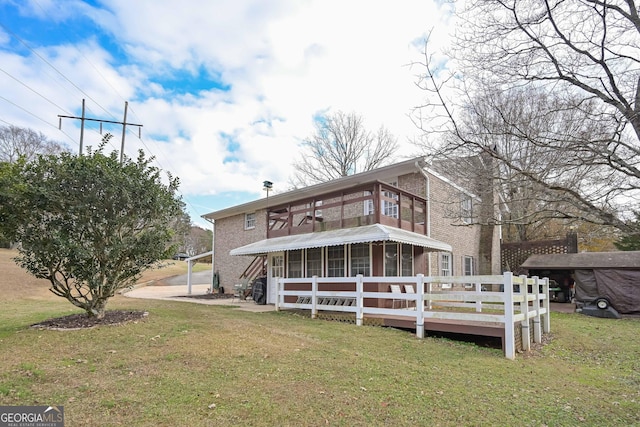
<box><xmin>229</xmin><ymin>224</ymin><xmax>452</xmax><ymax>256</ymax></box>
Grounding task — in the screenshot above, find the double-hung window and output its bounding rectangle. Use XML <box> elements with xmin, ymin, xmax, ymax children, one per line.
<box><xmin>463</xmin><ymin>255</ymin><xmax>475</xmax><ymax>289</ymax></box>
<box><xmin>461</xmin><ymin>196</ymin><xmax>472</xmax><ymax>224</ymax></box>
<box><xmin>440</xmin><ymin>252</ymin><xmax>452</xmax><ymax>289</ymax></box>
<box><xmin>245</xmin><ymin>212</ymin><xmax>256</xmax><ymax>229</ymax></box>
<box><xmin>463</xmin><ymin>256</ymin><xmax>474</xmax><ymax>276</ymax></box>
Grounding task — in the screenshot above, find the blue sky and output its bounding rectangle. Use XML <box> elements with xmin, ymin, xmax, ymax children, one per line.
<box><xmin>0</xmin><ymin>0</ymin><xmax>453</xmax><ymax>228</ymax></box>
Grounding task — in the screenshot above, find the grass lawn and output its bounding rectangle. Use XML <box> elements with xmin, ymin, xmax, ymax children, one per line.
<box><xmin>0</xmin><ymin>249</ymin><xmax>639</xmax><ymax>426</ymax></box>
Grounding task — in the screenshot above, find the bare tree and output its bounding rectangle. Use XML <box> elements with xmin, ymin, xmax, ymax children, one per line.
<box><xmin>0</xmin><ymin>125</ymin><xmax>66</xmax><ymax>163</ymax></box>
<box><xmin>183</xmin><ymin>226</ymin><xmax>213</xmax><ymax>257</ymax></box>
<box><xmin>426</xmin><ymin>85</ymin><xmax>619</xmax><ymax>240</ymax></box>
<box><xmin>291</xmin><ymin>111</ymin><xmax>398</xmax><ymax>187</ymax></box>
<box><xmin>413</xmin><ymin>0</ymin><xmax>640</xmax><ymax>235</ymax></box>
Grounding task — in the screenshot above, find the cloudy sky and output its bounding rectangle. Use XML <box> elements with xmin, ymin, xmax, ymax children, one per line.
<box><xmin>0</xmin><ymin>0</ymin><xmax>454</xmax><ymax>227</ymax></box>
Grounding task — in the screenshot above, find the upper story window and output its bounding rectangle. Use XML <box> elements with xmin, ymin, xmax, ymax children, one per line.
<box><xmin>461</xmin><ymin>196</ymin><xmax>473</xmax><ymax>224</ymax></box>
<box><xmin>364</xmin><ymin>191</ymin><xmax>374</xmax><ymax>215</ymax></box>
<box><xmin>383</xmin><ymin>180</ymin><xmax>399</xmax><ymax>219</ymax></box>
<box><xmin>305</xmin><ymin>200</ymin><xmax>323</xmax><ymax>219</ymax></box>
<box><xmin>364</xmin><ymin>180</ymin><xmax>399</xmax><ymax>218</ymax></box>
<box><xmin>245</xmin><ymin>212</ymin><xmax>256</xmax><ymax>229</ymax></box>
<box><xmin>383</xmin><ymin>193</ymin><xmax>399</xmax><ymax>218</ymax></box>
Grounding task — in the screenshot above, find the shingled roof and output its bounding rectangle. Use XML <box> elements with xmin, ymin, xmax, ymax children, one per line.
<box><xmin>521</xmin><ymin>252</ymin><xmax>640</xmax><ymax>270</ymax></box>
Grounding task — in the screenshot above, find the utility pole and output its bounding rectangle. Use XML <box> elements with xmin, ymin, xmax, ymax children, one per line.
<box><xmin>58</xmin><ymin>99</ymin><xmax>143</xmax><ymax>162</ymax></box>
<box><xmin>120</xmin><ymin>101</ymin><xmax>128</xmax><ymax>164</ymax></box>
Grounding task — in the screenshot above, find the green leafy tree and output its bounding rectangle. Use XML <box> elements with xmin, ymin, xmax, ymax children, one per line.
<box><xmin>614</xmin><ymin>213</ymin><xmax>640</xmax><ymax>251</ymax></box>
<box><xmin>0</xmin><ymin>137</ymin><xmax>184</xmax><ymax>318</ymax></box>
<box><xmin>0</xmin><ymin>160</ymin><xmax>22</xmax><ymax>247</ymax></box>
<box><xmin>613</xmin><ymin>234</ymin><xmax>640</xmax><ymax>251</ymax></box>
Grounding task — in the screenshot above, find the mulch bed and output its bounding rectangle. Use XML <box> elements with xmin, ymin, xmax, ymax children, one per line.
<box><xmin>31</xmin><ymin>310</ymin><xmax>148</xmax><ymax>330</ymax></box>
<box><xmin>179</xmin><ymin>293</ymin><xmax>235</xmax><ymax>300</ymax></box>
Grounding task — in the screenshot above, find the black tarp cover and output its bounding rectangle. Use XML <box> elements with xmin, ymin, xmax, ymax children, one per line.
<box><xmin>574</xmin><ymin>269</ymin><xmax>640</xmax><ymax>314</ymax></box>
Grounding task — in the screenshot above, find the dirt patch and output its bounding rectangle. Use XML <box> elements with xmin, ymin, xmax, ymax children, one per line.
<box><xmin>31</xmin><ymin>310</ymin><xmax>148</xmax><ymax>330</ymax></box>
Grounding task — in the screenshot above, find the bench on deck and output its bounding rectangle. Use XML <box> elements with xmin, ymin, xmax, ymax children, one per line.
<box><xmin>295</xmin><ymin>296</ymin><xmax>356</xmax><ymax>306</ymax></box>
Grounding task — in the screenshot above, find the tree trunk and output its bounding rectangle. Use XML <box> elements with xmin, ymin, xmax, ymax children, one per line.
<box><xmin>87</xmin><ymin>299</ymin><xmax>108</xmax><ymax>319</ymax></box>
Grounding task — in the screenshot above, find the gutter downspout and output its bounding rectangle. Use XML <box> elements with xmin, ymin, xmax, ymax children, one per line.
<box><xmin>416</xmin><ymin>160</ymin><xmax>433</xmax><ymax>275</ymax></box>
<box><xmin>204</xmin><ymin>217</ymin><xmax>215</xmax><ymax>293</ymax></box>
<box><xmin>415</xmin><ymin>161</ymin><xmax>431</xmax><ymax>238</ymax></box>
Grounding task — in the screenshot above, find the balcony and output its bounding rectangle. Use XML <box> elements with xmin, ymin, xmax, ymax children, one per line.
<box><xmin>266</xmin><ymin>181</ymin><xmax>428</xmax><ymax>238</ymax></box>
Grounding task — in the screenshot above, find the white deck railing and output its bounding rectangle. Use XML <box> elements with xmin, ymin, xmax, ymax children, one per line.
<box><xmin>275</xmin><ymin>272</ymin><xmax>550</xmax><ymax>360</ymax></box>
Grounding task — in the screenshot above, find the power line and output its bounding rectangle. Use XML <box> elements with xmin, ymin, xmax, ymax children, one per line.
<box><xmin>0</xmin><ymin>67</ymin><xmax>72</xmax><ymax>114</ymax></box>
<box><xmin>6</xmin><ymin>4</ymin><xmax>189</xmax><ymax>184</ymax></box>
<box><xmin>0</xmin><ymin>22</ymin><xmax>117</xmax><ymax>122</ymax></box>
<box><xmin>0</xmin><ymin>11</ymin><xmax>211</xmax><ymax>221</ymax></box>
<box><xmin>0</xmin><ymin>95</ymin><xmax>77</xmax><ymax>144</ymax></box>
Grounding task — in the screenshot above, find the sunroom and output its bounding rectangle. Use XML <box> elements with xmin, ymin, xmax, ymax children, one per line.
<box><xmin>229</xmin><ymin>223</ymin><xmax>451</xmax><ymax>305</ymax></box>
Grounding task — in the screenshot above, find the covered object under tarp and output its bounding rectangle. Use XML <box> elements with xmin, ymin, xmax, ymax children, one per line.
<box><xmin>521</xmin><ymin>252</ymin><xmax>640</xmax><ymax>314</ymax></box>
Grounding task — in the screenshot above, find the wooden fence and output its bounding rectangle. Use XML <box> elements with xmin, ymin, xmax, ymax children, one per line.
<box><xmin>275</xmin><ymin>272</ymin><xmax>550</xmax><ymax>359</ymax></box>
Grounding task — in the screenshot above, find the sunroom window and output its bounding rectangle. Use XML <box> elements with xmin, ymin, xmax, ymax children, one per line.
<box><xmin>350</xmin><ymin>243</ymin><xmax>370</xmax><ymax>276</ymax></box>
<box><xmin>288</xmin><ymin>250</ymin><xmax>303</xmax><ymax>278</ymax></box>
<box><xmin>327</xmin><ymin>246</ymin><xmax>345</xmax><ymax>277</ymax></box>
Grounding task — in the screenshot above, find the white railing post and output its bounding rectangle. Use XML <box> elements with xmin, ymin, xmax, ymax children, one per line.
<box><xmin>275</xmin><ymin>278</ymin><xmax>281</xmax><ymax>311</ymax></box>
<box><xmin>311</xmin><ymin>276</ymin><xmax>318</xmax><ymax>319</ymax></box>
<box><xmin>356</xmin><ymin>274</ymin><xmax>364</xmax><ymax>326</ymax></box>
<box><xmin>542</xmin><ymin>277</ymin><xmax>551</xmax><ymax>333</ymax></box>
<box><xmin>504</xmin><ymin>272</ymin><xmax>515</xmax><ymax>360</ymax></box>
<box><xmin>187</xmin><ymin>260</ymin><xmax>193</xmax><ymax>295</ymax></box>
<box><xmin>475</xmin><ymin>282</ymin><xmax>482</xmax><ymax>312</ymax></box>
<box><xmin>519</xmin><ymin>274</ymin><xmax>531</xmax><ymax>352</ymax></box>
<box><xmin>427</xmin><ymin>280</ymin><xmax>432</xmax><ymax>310</ymax></box>
<box><xmin>416</xmin><ymin>274</ymin><xmax>425</xmax><ymax>338</ymax></box>
<box><xmin>533</xmin><ymin>276</ymin><xmax>542</xmax><ymax>344</ymax></box>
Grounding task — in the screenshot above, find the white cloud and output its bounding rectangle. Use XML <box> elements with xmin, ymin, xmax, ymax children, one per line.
<box><xmin>0</xmin><ymin>0</ymin><xmax>455</xmax><ymax>223</ymax></box>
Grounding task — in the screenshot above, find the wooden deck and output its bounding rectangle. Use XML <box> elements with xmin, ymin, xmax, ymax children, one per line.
<box><xmin>370</xmin><ymin>313</ymin><xmax>506</xmax><ymax>353</ymax></box>
<box><xmin>276</xmin><ymin>273</ymin><xmax>551</xmax><ymax>359</ymax></box>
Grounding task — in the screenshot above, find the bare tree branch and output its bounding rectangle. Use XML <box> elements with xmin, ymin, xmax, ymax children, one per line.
<box><xmin>412</xmin><ymin>1</ymin><xmax>640</xmax><ymax>238</ymax></box>
<box><xmin>290</xmin><ymin>111</ymin><xmax>399</xmax><ymax>187</ymax></box>
<box><xmin>0</xmin><ymin>124</ymin><xmax>67</xmax><ymax>163</ymax></box>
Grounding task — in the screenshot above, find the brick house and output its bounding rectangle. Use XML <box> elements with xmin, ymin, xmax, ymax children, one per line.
<box><xmin>202</xmin><ymin>157</ymin><xmax>501</xmax><ymax>304</ymax></box>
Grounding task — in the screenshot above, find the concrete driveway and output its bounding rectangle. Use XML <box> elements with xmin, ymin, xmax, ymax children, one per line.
<box><xmin>162</xmin><ymin>270</ymin><xmax>212</xmax><ymax>286</ymax></box>
<box><xmin>123</xmin><ymin>274</ymin><xmax>274</xmax><ymax>312</ymax></box>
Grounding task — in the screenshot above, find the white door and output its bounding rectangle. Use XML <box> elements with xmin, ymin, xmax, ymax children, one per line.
<box><xmin>267</xmin><ymin>252</ymin><xmax>284</xmax><ymax>304</ymax></box>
